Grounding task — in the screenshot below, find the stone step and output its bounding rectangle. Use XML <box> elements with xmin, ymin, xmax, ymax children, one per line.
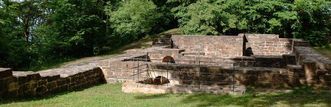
<box><xmin>287</xmin><ymin>65</ymin><xmax>302</xmax><ymax>69</ymax></box>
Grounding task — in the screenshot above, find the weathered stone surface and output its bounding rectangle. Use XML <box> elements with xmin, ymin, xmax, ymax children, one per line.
<box><xmin>0</xmin><ymin>64</ymin><xmax>106</xmax><ymax>98</ymax></box>
<box><xmin>123</xmin><ymin>81</ymin><xmax>246</xmax><ymax>95</ymax></box>
<box><xmin>172</xmin><ymin>35</ymin><xmax>243</xmax><ymax>58</ymax></box>
<box><xmin>303</xmin><ymin>61</ymin><xmax>317</xmax><ymax>86</ymax></box>
<box><xmin>254</xmin><ymin>55</ymin><xmax>285</xmax><ymax>68</ymax></box>
<box><xmin>283</xmin><ymin>54</ymin><xmax>297</xmax><ymax>65</ymax></box>
<box><xmin>287</xmin><ymin>65</ymin><xmax>303</xmax><ymax>86</ymax></box>
<box><xmin>0</xmin><ymin>68</ymin><xmax>12</xmax><ymax>78</ymax></box>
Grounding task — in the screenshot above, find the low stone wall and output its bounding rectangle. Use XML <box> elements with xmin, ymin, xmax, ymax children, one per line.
<box><xmin>293</xmin><ymin>46</ymin><xmax>331</xmax><ymax>87</ymax></box>
<box><xmin>172</xmin><ymin>35</ymin><xmax>243</xmax><ymax>58</ymax></box>
<box><xmin>233</xmin><ymin>54</ymin><xmax>296</xmax><ymax>68</ymax></box>
<box><xmin>171</xmin><ymin>34</ymin><xmax>309</xmax><ymax>58</ymax></box>
<box><xmin>148</xmin><ymin>48</ymin><xmax>184</xmax><ymax>63</ymax></box>
<box><xmin>0</xmin><ymin>65</ymin><xmax>106</xmax><ymax>98</ymax></box>
<box><xmin>149</xmin><ymin>64</ymin><xmax>291</xmax><ymax>89</ymax></box>
<box><xmin>245</xmin><ymin>34</ymin><xmax>290</xmax><ymax>55</ymax></box>
<box><xmin>294</xmin><ymin>46</ymin><xmax>331</xmax><ymax>71</ymax></box>
<box><xmin>97</xmin><ymin>59</ymin><xmax>149</xmax><ymax>83</ymax></box>
<box><xmin>245</xmin><ymin>34</ymin><xmax>309</xmax><ymax>56</ymax></box>
<box><xmin>150</xmin><ymin>54</ymin><xmax>295</xmax><ymax>69</ymax></box>
<box><xmin>122</xmin><ymin>80</ymin><xmax>245</xmax><ymax>94</ymax></box>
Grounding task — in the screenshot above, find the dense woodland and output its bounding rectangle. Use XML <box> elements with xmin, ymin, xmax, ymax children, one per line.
<box><xmin>0</xmin><ymin>0</ymin><xmax>330</xmax><ymax>70</ymax></box>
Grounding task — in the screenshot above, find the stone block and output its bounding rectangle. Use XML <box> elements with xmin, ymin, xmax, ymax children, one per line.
<box><xmin>8</xmin><ymin>82</ymin><xmax>19</xmax><ymax>92</ymax></box>
<box><xmin>303</xmin><ymin>61</ymin><xmax>317</xmax><ymax>86</ymax></box>
<box><xmin>0</xmin><ymin>68</ymin><xmax>12</xmax><ymax>78</ymax></box>
<box><xmin>36</xmin><ymin>85</ymin><xmax>47</xmax><ymax>96</ymax></box>
<box><xmin>17</xmin><ymin>76</ymin><xmax>29</xmax><ymax>84</ymax></box>
<box><xmin>46</xmin><ymin>81</ymin><xmax>58</xmax><ymax>90</ymax></box>
<box><xmin>4</xmin><ymin>90</ymin><xmax>18</xmax><ymax>98</ymax></box>
<box><xmin>28</xmin><ymin>73</ymin><xmax>41</xmax><ymax>79</ymax></box>
<box><xmin>283</xmin><ymin>54</ymin><xmax>297</xmax><ymax>65</ymax></box>
<box><xmin>56</xmin><ymin>78</ymin><xmax>68</xmax><ymax>86</ymax></box>
<box><xmin>1</xmin><ymin>76</ymin><xmax>17</xmax><ymax>85</ymax></box>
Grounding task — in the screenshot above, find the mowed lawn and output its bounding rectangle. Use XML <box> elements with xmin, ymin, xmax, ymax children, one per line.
<box><xmin>1</xmin><ymin>84</ymin><xmax>331</xmax><ymax>107</ymax></box>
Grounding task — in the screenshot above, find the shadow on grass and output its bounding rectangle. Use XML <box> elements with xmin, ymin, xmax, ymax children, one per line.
<box><xmin>182</xmin><ymin>87</ymin><xmax>331</xmax><ymax>107</ymax></box>
<box><xmin>0</xmin><ymin>83</ymin><xmax>106</xmax><ymax>105</ymax></box>
<box><xmin>135</xmin><ymin>94</ymin><xmax>169</xmax><ymax>99</ymax></box>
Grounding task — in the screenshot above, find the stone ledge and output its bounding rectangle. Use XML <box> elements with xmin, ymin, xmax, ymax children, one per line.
<box><xmin>38</xmin><ymin>64</ymin><xmax>99</xmax><ymax>78</ymax></box>
<box><xmin>287</xmin><ymin>65</ymin><xmax>302</xmax><ymax>69</ymax></box>
<box><xmin>122</xmin><ymin>81</ymin><xmax>246</xmax><ymax>95</ymax></box>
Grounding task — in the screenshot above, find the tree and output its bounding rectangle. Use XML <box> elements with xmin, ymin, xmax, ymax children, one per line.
<box><xmin>106</xmin><ymin>0</ymin><xmax>161</xmax><ymax>39</ymax></box>
<box><xmin>174</xmin><ymin>0</ymin><xmax>330</xmax><ymax>46</ymax></box>
<box><xmin>174</xmin><ymin>0</ymin><xmax>248</xmax><ymax>35</ymax></box>
<box><xmin>294</xmin><ymin>0</ymin><xmax>331</xmax><ymax>46</ymax></box>
<box><xmin>44</xmin><ymin>0</ymin><xmax>109</xmax><ymax>56</ymax></box>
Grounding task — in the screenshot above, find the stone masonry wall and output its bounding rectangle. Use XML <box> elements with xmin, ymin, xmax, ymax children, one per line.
<box><xmin>0</xmin><ymin>65</ymin><xmax>106</xmax><ymax>98</ymax></box>
<box><xmin>148</xmin><ymin>48</ymin><xmax>184</xmax><ymax>63</ymax></box>
<box><xmin>97</xmin><ymin>59</ymin><xmax>149</xmax><ymax>83</ymax></box>
<box><xmin>171</xmin><ymin>34</ymin><xmax>309</xmax><ymax>58</ymax></box>
<box><xmin>171</xmin><ymin>35</ymin><xmax>243</xmax><ymax>58</ymax></box>
<box><xmin>150</xmin><ymin>64</ymin><xmax>290</xmax><ymax>88</ymax></box>
<box><xmin>245</xmin><ymin>34</ymin><xmax>291</xmax><ymax>55</ymax></box>
<box><xmin>294</xmin><ymin>46</ymin><xmax>331</xmax><ymax>86</ymax></box>
<box><xmin>244</xmin><ymin>34</ymin><xmax>309</xmax><ymax>56</ymax></box>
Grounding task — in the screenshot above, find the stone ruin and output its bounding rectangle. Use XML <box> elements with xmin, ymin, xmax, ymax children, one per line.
<box><xmin>1</xmin><ymin>33</ymin><xmax>331</xmax><ymax>98</ymax></box>
<box><xmin>109</xmin><ymin>34</ymin><xmax>331</xmax><ymax>94</ymax></box>
<box><xmin>0</xmin><ymin>65</ymin><xmax>106</xmax><ymax>98</ymax></box>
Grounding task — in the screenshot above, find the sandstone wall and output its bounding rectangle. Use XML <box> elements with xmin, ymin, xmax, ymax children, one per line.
<box><xmin>244</xmin><ymin>34</ymin><xmax>309</xmax><ymax>56</ymax></box>
<box><xmin>150</xmin><ymin>64</ymin><xmax>291</xmax><ymax>88</ymax></box>
<box><xmin>171</xmin><ymin>35</ymin><xmax>243</xmax><ymax>58</ymax></box>
<box><xmin>148</xmin><ymin>48</ymin><xmax>184</xmax><ymax>63</ymax></box>
<box><xmin>293</xmin><ymin>46</ymin><xmax>331</xmax><ymax>86</ymax></box>
<box><xmin>97</xmin><ymin>60</ymin><xmax>149</xmax><ymax>83</ymax></box>
<box><xmin>0</xmin><ymin>65</ymin><xmax>105</xmax><ymax>98</ymax></box>
<box><xmin>245</xmin><ymin>34</ymin><xmax>291</xmax><ymax>55</ymax></box>
<box><xmin>171</xmin><ymin>34</ymin><xmax>309</xmax><ymax>58</ymax></box>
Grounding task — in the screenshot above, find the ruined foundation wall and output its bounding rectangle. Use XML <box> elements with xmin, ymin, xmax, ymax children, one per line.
<box><xmin>0</xmin><ymin>65</ymin><xmax>105</xmax><ymax>98</ymax></box>
<box><xmin>171</xmin><ymin>34</ymin><xmax>309</xmax><ymax>58</ymax></box>
<box><xmin>148</xmin><ymin>49</ymin><xmax>184</xmax><ymax>63</ymax></box>
<box><xmin>97</xmin><ymin>60</ymin><xmax>149</xmax><ymax>83</ymax></box>
<box><xmin>245</xmin><ymin>34</ymin><xmax>292</xmax><ymax>55</ymax></box>
<box><xmin>293</xmin><ymin>46</ymin><xmax>331</xmax><ymax>86</ymax></box>
<box><xmin>172</xmin><ymin>35</ymin><xmax>243</xmax><ymax>58</ymax></box>
<box><xmin>150</xmin><ymin>64</ymin><xmax>291</xmax><ymax>88</ymax></box>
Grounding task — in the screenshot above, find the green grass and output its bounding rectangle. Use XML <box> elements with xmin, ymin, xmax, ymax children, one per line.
<box><xmin>1</xmin><ymin>84</ymin><xmax>331</xmax><ymax>107</ymax></box>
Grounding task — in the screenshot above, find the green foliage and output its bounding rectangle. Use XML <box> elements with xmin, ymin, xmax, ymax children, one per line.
<box><xmin>175</xmin><ymin>0</ymin><xmax>298</xmax><ymax>35</ymax></box>
<box><xmin>47</xmin><ymin>0</ymin><xmax>109</xmax><ymax>56</ymax></box>
<box><xmin>174</xmin><ymin>0</ymin><xmax>330</xmax><ymax>46</ymax></box>
<box><xmin>107</xmin><ymin>0</ymin><xmax>161</xmax><ymax>39</ymax></box>
<box><xmin>177</xmin><ymin>0</ymin><xmax>219</xmax><ymax>35</ymax></box>
<box><xmin>294</xmin><ymin>0</ymin><xmax>331</xmax><ymax>46</ymax></box>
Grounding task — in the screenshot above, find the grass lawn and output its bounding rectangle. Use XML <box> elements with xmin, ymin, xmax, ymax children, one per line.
<box><xmin>1</xmin><ymin>84</ymin><xmax>331</xmax><ymax>107</ymax></box>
